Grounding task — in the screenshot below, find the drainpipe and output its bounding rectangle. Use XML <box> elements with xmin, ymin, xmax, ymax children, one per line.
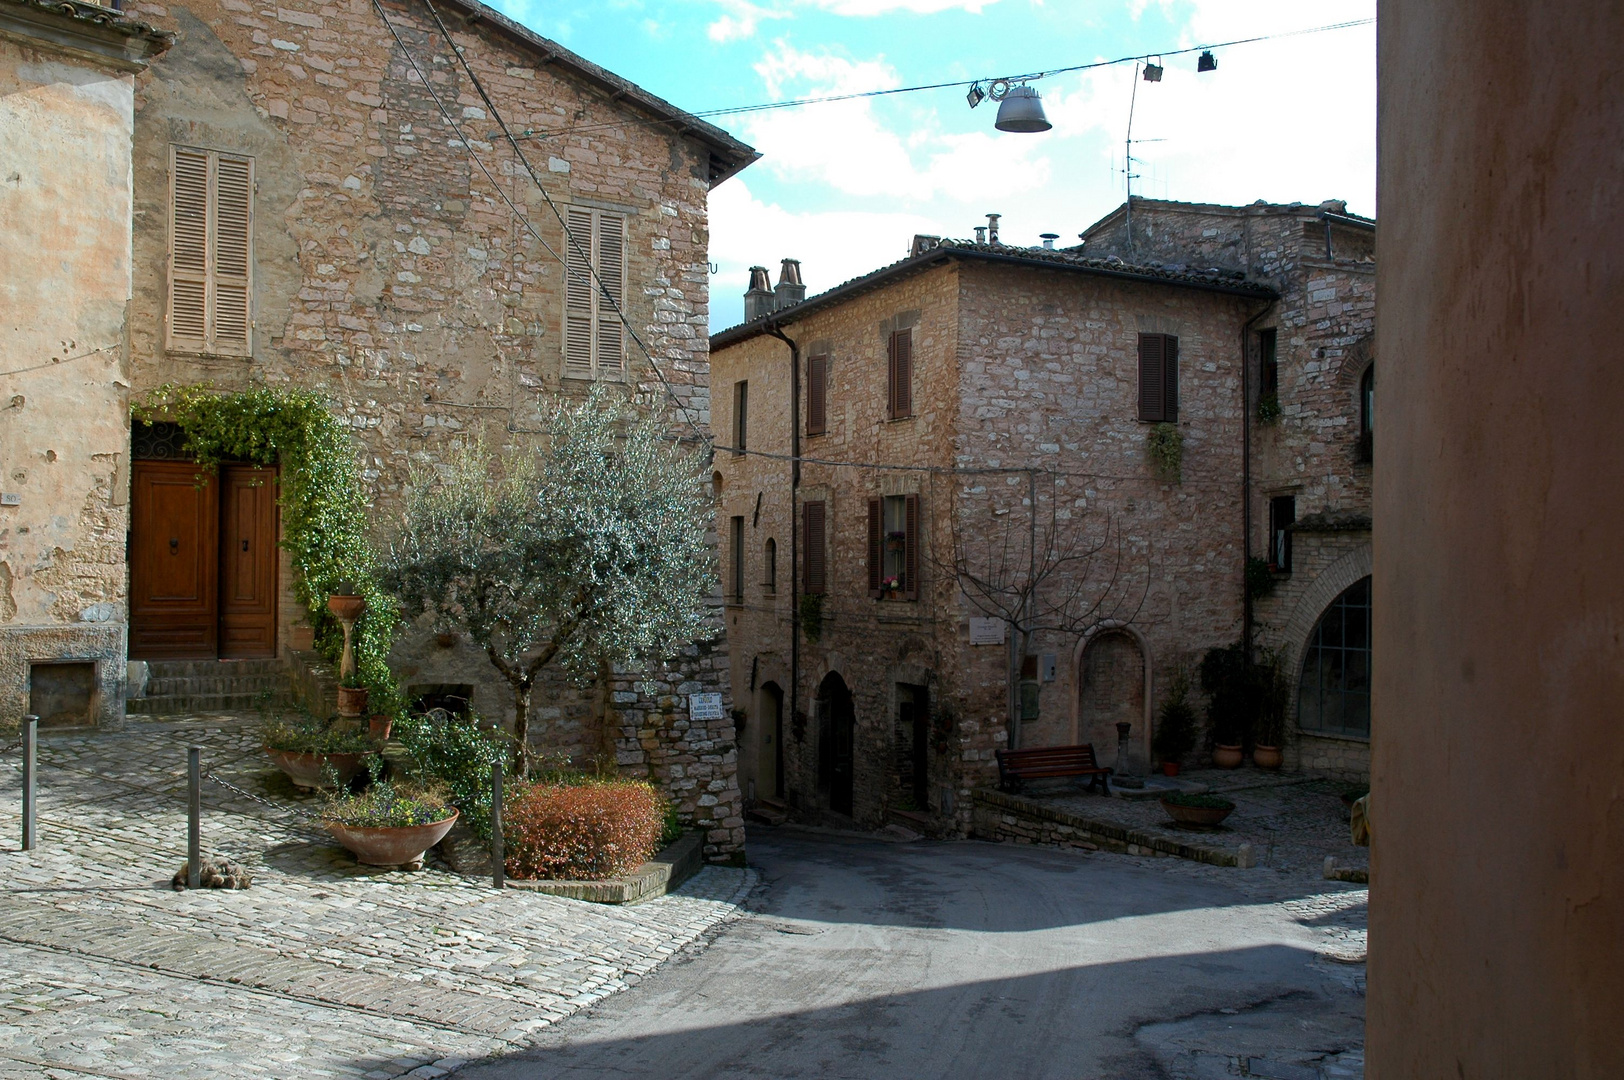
<box><xmin>1241</xmin><ymin>299</ymin><xmax>1277</xmax><ymax>659</ymax></box>
<box><xmin>765</xmin><ymin>324</ymin><xmax>801</xmax><ymax>765</ymax></box>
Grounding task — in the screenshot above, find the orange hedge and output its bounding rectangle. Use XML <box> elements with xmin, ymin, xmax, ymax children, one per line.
<box><xmin>502</xmin><ymin>780</ymin><xmax>663</xmax><ymax>881</ymax></box>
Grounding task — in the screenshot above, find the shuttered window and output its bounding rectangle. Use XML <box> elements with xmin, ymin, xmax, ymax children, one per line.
<box><xmin>733</xmin><ymin>380</ymin><xmax>748</xmax><ymax>453</ymax></box>
<box><xmin>870</xmin><ymin>494</ymin><xmax>920</xmax><ymax>600</ymax></box>
<box><xmin>729</xmin><ymin>515</ymin><xmax>745</xmax><ymax>604</ymax></box>
<box><xmin>563</xmin><ymin>207</ymin><xmax>627</xmax><ymax>381</ymax></box>
<box><xmin>887</xmin><ymin>329</ymin><xmax>913</xmax><ymax>419</ymax></box>
<box><xmin>806</xmin><ymin>354</ymin><xmax>828</xmax><ymax>436</ymax></box>
<box><xmin>1137</xmin><ymin>333</ymin><xmax>1179</xmax><ymax>422</ymax></box>
<box><xmin>168</xmin><ymin>147</ymin><xmax>253</xmax><ymax>357</ymax></box>
<box><xmin>802</xmin><ymin>500</ymin><xmax>826</xmax><ymax>595</ymax></box>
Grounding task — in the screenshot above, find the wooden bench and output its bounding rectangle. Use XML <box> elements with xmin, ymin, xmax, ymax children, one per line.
<box><xmin>995</xmin><ymin>743</ymin><xmax>1113</xmax><ymax>794</ymax></box>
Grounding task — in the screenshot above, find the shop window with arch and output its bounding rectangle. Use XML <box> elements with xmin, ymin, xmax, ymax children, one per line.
<box><xmin>1358</xmin><ymin>365</ymin><xmax>1374</xmax><ymax>463</ymax></box>
<box><xmin>1298</xmin><ymin>576</ymin><xmax>1371</xmax><ymax>738</ymax></box>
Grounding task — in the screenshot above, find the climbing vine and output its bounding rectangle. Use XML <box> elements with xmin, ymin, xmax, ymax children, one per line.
<box><xmin>132</xmin><ymin>384</ymin><xmax>400</xmax><ymax>710</ymax></box>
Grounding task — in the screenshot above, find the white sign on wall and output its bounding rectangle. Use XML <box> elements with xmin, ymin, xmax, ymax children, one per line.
<box><xmin>968</xmin><ymin>617</ymin><xmax>1007</xmax><ymax>646</ymax></box>
<box><xmin>689</xmin><ymin>692</ymin><xmax>726</xmax><ymax>721</ymax></box>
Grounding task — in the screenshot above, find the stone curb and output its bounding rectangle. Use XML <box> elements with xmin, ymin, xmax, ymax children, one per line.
<box><xmin>501</xmin><ymin>831</ymin><xmax>705</xmax><ymax>904</ymax></box>
<box><xmin>971</xmin><ymin>788</ymin><xmax>1256</xmax><ymax>868</ymax></box>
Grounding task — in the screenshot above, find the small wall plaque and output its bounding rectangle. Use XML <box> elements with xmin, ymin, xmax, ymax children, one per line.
<box><xmin>968</xmin><ymin>617</ymin><xmax>1006</xmax><ymax>646</ymax></box>
<box><xmin>689</xmin><ymin>692</ymin><xmax>725</xmax><ymax>721</ymax></box>
<box><xmin>0</xmin><ymin>493</ymin><xmax>20</xmax><ymax>506</ymax></box>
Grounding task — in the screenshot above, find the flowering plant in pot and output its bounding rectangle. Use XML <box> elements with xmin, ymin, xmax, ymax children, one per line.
<box><xmin>1152</xmin><ymin>669</ymin><xmax>1198</xmax><ymax>776</ymax></box>
<box><xmin>261</xmin><ymin>713</ymin><xmax>374</xmax><ymax>790</ymax></box>
<box><xmin>879</xmin><ymin>575</ymin><xmax>902</xmax><ymax>598</ymax></box>
<box><xmin>336</xmin><ymin>672</ymin><xmax>370</xmax><ymax>718</ymax></box>
<box><xmin>1200</xmin><ymin>642</ymin><xmax>1253</xmax><ymax>768</ymax></box>
<box><xmin>320</xmin><ymin>768</ymin><xmax>458</xmax><ymax>870</ymax></box>
<box><xmin>1159</xmin><ymin>790</ymin><xmax>1236</xmax><ymax>828</ymax></box>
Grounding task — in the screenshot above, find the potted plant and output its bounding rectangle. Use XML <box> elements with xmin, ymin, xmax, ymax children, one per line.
<box><xmin>1152</xmin><ymin>669</ymin><xmax>1198</xmax><ymax>776</ymax></box>
<box><xmin>321</xmin><ymin>774</ymin><xmax>458</xmax><ymax>870</ymax></box>
<box><xmin>1200</xmin><ymin>642</ymin><xmax>1252</xmax><ymax>768</ymax></box>
<box><xmin>336</xmin><ymin>672</ymin><xmax>369</xmax><ymax>718</ymax></box>
<box><xmin>368</xmin><ymin>713</ymin><xmax>394</xmax><ymax>741</ymax></box>
<box><xmin>1159</xmin><ymin>791</ymin><xmax>1236</xmax><ymax>827</ymax></box>
<box><xmin>879</xmin><ymin>575</ymin><xmax>902</xmax><ymax>599</ymax></box>
<box><xmin>1251</xmin><ymin>649</ymin><xmax>1290</xmax><ymax>770</ymax></box>
<box><xmin>262</xmin><ymin>714</ymin><xmax>374</xmax><ymax>790</ymax></box>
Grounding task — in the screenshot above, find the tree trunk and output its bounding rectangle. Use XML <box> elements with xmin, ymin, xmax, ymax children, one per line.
<box><xmin>512</xmin><ymin>679</ymin><xmax>534</xmax><ymax>779</ymax></box>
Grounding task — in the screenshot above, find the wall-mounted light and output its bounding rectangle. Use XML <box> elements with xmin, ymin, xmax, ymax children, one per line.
<box><xmin>1197</xmin><ymin>50</ymin><xmax>1217</xmax><ymax>72</ymax></box>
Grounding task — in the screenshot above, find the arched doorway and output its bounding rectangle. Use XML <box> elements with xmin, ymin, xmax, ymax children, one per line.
<box><xmin>1077</xmin><ymin>631</ymin><xmax>1146</xmax><ymax>765</ymax></box>
<box><xmin>759</xmin><ymin>681</ymin><xmax>784</xmax><ymax>800</ymax></box>
<box><xmin>1298</xmin><ymin>577</ymin><xmax>1372</xmax><ymax>738</ymax></box>
<box><xmin>816</xmin><ymin>672</ymin><xmax>855</xmax><ymax>816</ymax></box>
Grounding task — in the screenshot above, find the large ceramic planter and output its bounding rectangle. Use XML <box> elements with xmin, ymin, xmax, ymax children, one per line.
<box><xmin>368</xmin><ymin>714</ymin><xmax>393</xmax><ymax>741</ymax></box>
<box><xmin>326</xmin><ymin>809</ymin><xmax>459</xmax><ymax>869</ymax></box>
<box><xmin>1253</xmin><ymin>744</ymin><xmax>1283</xmax><ymax>770</ymax></box>
<box><xmin>1161</xmin><ymin>761</ymin><xmax>1181</xmax><ymax>777</ymax></box>
<box><xmin>1212</xmin><ymin>743</ymin><xmax>1244</xmax><ymax>769</ymax></box>
<box><xmin>1160</xmin><ymin>798</ymin><xmax>1235</xmax><ymax>827</ymax></box>
<box><xmin>336</xmin><ymin>685</ymin><xmax>369</xmax><ymax>718</ymax></box>
<box><xmin>266</xmin><ymin>747</ymin><xmax>366</xmax><ymax>790</ymax></box>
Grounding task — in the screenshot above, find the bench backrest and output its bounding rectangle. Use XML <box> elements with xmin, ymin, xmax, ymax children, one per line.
<box><xmin>998</xmin><ymin>743</ymin><xmax>1100</xmax><ymax>770</ymax></box>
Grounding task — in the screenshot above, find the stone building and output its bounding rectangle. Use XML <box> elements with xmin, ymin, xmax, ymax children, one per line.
<box><xmin>710</xmin><ymin>234</ymin><xmax>1278</xmax><ymax>835</ymax></box>
<box><xmin>1080</xmin><ymin>198</ymin><xmax>1376</xmax><ymax>781</ymax></box>
<box><xmin>2</xmin><ymin>0</ymin><xmax>755</xmax><ymax>856</ymax></box>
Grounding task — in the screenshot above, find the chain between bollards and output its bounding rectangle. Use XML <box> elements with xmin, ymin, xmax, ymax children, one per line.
<box><xmin>21</xmin><ymin>715</ymin><xmax>37</xmax><ymax>851</ymax></box>
<box><xmin>490</xmin><ymin>760</ymin><xmax>504</xmax><ymax>891</ymax></box>
<box><xmin>187</xmin><ymin>746</ymin><xmax>201</xmax><ymax>890</ymax></box>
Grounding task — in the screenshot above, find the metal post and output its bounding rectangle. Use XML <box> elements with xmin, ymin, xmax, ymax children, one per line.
<box><xmin>490</xmin><ymin>761</ymin><xmax>504</xmax><ymax>891</ymax></box>
<box><xmin>187</xmin><ymin>746</ymin><xmax>201</xmax><ymax>890</ymax></box>
<box><xmin>21</xmin><ymin>715</ymin><xmax>37</xmax><ymax>851</ymax></box>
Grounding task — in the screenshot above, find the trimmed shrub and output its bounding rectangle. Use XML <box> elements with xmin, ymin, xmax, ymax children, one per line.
<box><xmin>503</xmin><ymin>780</ymin><xmax>663</xmax><ymax>881</ymax></box>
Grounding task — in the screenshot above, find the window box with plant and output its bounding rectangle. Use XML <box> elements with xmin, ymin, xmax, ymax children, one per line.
<box><xmin>868</xmin><ymin>495</ymin><xmax>919</xmax><ymax>600</ymax></box>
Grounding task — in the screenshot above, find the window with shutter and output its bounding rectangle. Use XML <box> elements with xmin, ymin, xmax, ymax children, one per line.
<box><xmin>1259</xmin><ymin>328</ymin><xmax>1279</xmax><ymax>398</ymax></box>
<box><xmin>802</xmin><ymin>501</ymin><xmax>826</xmax><ymax>595</ymax></box>
<box><xmin>867</xmin><ymin>498</ymin><xmax>882</xmax><ymax>598</ymax></box>
<box><xmin>1269</xmin><ymin>495</ymin><xmax>1296</xmax><ymax>572</ymax></box>
<box><xmin>1137</xmin><ymin>333</ymin><xmax>1179</xmax><ymax>422</ymax></box>
<box><xmin>806</xmin><ymin>354</ymin><xmax>828</xmax><ymax>436</ymax></box>
<box><xmin>729</xmin><ymin>515</ymin><xmax>745</xmax><ymax>604</ymax></box>
<box><xmin>168</xmin><ymin>146</ymin><xmax>253</xmax><ymax>357</ymax></box>
<box><xmin>888</xmin><ymin>329</ymin><xmax>913</xmax><ymax>419</ymax></box>
<box><xmin>562</xmin><ymin>207</ymin><xmax>627</xmax><ymax>381</ymax></box>
<box><xmin>733</xmin><ymin>380</ymin><xmax>748</xmax><ymax>453</ymax></box>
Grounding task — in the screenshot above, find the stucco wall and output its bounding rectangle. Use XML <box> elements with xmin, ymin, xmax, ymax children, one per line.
<box><xmin>0</xmin><ymin>37</ymin><xmax>137</xmax><ymax>728</ymax></box>
<box><xmin>1369</xmin><ymin>1</ymin><xmax>1624</xmax><ymax>1074</ymax></box>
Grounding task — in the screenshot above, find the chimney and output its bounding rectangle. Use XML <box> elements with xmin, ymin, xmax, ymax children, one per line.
<box><xmin>974</xmin><ymin>226</ymin><xmax>987</xmax><ymax>244</ymax></box>
<box><xmin>1040</xmin><ymin>233</ymin><xmax>1059</xmax><ymax>249</ymax></box>
<box><xmin>986</xmin><ymin>213</ymin><xmax>1001</xmax><ymax>244</ymax></box>
<box><xmin>910</xmin><ymin>234</ymin><xmax>941</xmax><ymax>257</ymax></box>
<box><xmin>774</xmin><ymin>258</ymin><xmax>806</xmax><ymax>311</ymax></box>
<box><xmin>744</xmin><ymin>265</ymin><xmax>773</xmax><ymax>321</ymax></box>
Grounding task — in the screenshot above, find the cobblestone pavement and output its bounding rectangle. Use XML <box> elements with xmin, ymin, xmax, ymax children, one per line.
<box><xmin>0</xmin><ymin>714</ymin><xmax>752</xmax><ymax>1079</ymax></box>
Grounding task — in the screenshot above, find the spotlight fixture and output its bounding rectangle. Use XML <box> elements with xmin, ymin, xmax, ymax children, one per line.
<box><xmin>966</xmin><ymin>82</ymin><xmax>986</xmax><ymax>109</ymax></box>
<box><xmin>1142</xmin><ymin>59</ymin><xmax>1163</xmax><ymax>82</ymax></box>
<box><xmin>1197</xmin><ymin>50</ymin><xmax>1217</xmax><ymax>72</ymax></box>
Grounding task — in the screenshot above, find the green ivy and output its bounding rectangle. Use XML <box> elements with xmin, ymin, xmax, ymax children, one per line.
<box><xmin>1257</xmin><ymin>391</ymin><xmax>1282</xmax><ymax>425</ymax></box>
<box><xmin>132</xmin><ymin>384</ymin><xmax>400</xmax><ymax>711</ymax></box>
<box><xmin>798</xmin><ymin>592</ymin><xmax>825</xmax><ymax>643</ymax></box>
<box><xmin>1245</xmin><ymin>556</ymin><xmax>1276</xmax><ymax>600</ymax></box>
<box><xmin>1147</xmin><ymin>422</ymin><xmax>1183</xmax><ymax>482</ymax></box>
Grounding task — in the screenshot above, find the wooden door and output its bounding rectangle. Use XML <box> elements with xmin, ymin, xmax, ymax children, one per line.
<box><xmin>129</xmin><ymin>461</ymin><xmax>218</xmax><ymax>659</ymax></box>
<box><xmin>218</xmin><ymin>465</ymin><xmax>278</xmax><ymax>659</ymax></box>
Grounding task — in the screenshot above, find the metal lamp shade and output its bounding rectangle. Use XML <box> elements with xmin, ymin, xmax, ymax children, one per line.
<box><xmin>994</xmin><ymin>85</ymin><xmax>1052</xmax><ymax>133</ymax></box>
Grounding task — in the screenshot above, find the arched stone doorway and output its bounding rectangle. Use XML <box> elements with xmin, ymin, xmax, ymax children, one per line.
<box><xmin>758</xmin><ymin>681</ymin><xmax>784</xmax><ymax>801</ymax></box>
<box><xmin>1297</xmin><ymin>576</ymin><xmax>1372</xmax><ymax>739</ymax></box>
<box><xmin>816</xmin><ymin>672</ymin><xmax>855</xmax><ymax>816</ymax></box>
<box><xmin>1077</xmin><ymin>630</ymin><xmax>1147</xmax><ymax>770</ymax></box>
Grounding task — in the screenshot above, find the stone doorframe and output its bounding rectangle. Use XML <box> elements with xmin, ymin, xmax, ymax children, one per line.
<box><xmin>1069</xmin><ymin>620</ymin><xmax>1155</xmax><ymax>756</ymax></box>
<box><xmin>1276</xmin><ymin>542</ymin><xmax>1373</xmax><ymax>731</ymax></box>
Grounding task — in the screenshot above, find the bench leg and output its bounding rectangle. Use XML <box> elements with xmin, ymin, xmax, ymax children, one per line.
<box><xmin>1100</xmin><ymin>773</ymin><xmax>1111</xmax><ymax>796</ymax></box>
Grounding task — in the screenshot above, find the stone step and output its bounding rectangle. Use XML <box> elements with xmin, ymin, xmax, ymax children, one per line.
<box><xmin>142</xmin><ymin>658</ymin><xmax>287</xmax><ymax>679</ymax></box>
<box><xmin>144</xmin><ymin>675</ymin><xmax>290</xmax><ymax>697</ymax></box>
<box><xmin>126</xmin><ymin>692</ymin><xmax>291</xmax><ymax>716</ymax></box>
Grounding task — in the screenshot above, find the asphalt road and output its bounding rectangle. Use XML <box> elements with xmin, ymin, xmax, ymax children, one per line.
<box><xmin>457</xmin><ymin>830</ymin><xmax>1364</xmax><ymax>1079</ymax></box>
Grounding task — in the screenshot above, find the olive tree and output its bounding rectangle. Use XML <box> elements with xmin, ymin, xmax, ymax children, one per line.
<box><xmin>384</xmin><ymin>391</ymin><xmax>713</xmax><ymax>776</ymax></box>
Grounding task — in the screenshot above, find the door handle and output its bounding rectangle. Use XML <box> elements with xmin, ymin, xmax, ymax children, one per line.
<box><xmin>242</xmin><ymin>539</ymin><xmax>250</xmax><ymax>552</ymax></box>
<box><xmin>169</xmin><ymin>538</ymin><xmax>179</xmax><ymax>553</ymax></box>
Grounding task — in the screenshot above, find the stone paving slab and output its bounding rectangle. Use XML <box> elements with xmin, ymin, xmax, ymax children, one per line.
<box><xmin>0</xmin><ymin>714</ymin><xmax>753</xmax><ymax>1078</ymax></box>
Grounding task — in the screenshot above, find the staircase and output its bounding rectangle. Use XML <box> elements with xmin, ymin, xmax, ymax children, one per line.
<box><xmin>126</xmin><ymin>658</ymin><xmax>293</xmax><ymax>716</ymax></box>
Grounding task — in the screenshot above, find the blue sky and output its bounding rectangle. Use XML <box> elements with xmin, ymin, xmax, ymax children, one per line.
<box><xmin>487</xmin><ymin>0</ymin><xmax>1377</xmax><ymax>329</ymax></box>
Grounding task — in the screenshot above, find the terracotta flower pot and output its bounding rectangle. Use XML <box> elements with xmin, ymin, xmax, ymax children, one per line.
<box><xmin>1212</xmin><ymin>743</ymin><xmax>1244</xmax><ymax>769</ymax></box>
<box><xmin>368</xmin><ymin>714</ymin><xmax>393</xmax><ymax>741</ymax></box>
<box><xmin>326</xmin><ymin>809</ymin><xmax>459</xmax><ymax>869</ymax></box>
<box><xmin>326</xmin><ymin>594</ymin><xmax>366</xmax><ymax>622</ymax></box>
<box><xmin>336</xmin><ymin>685</ymin><xmax>369</xmax><ymax>718</ymax></box>
<box><xmin>1160</xmin><ymin>798</ymin><xmax>1235</xmax><ymax>827</ymax></box>
<box><xmin>1253</xmin><ymin>744</ymin><xmax>1283</xmax><ymax>770</ymax></box>
<box><xmin>1161</xmin><ymin>761</ymin><xmax>1180</xmax><ymax>777</ymax></box>
<box><xmin>265</xmin><ymin>748</ymin><xmax>366</xmax><ymax>790</ymax></box>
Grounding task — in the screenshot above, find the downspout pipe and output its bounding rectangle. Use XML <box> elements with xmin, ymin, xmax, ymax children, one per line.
<box><xmin>764</xmin><ymin>324</ymin><xmax>801</xmax><ymax>766</ymax></box>
<box><xmin>1241</xmin><ymin>299</ymin><xmax>1277</xmax><ymax>660</ymax></box>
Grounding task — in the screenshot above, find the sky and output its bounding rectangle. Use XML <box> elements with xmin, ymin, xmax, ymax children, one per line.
<box><xmin>485</xmin><ymin>0</ymin><xmax>1377</xmax><ymax>330</ymax></box>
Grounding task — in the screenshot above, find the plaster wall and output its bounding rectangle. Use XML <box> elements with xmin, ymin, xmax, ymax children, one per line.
<box><xmin>1369</xmin><ymin>1</ymin><xmax>1624</xmax><ymax>1073</ymax></box>
<box><xmin>0</xmin><ymin>37</ymin><xmax>137</xmax><ymax>727</ymax></box>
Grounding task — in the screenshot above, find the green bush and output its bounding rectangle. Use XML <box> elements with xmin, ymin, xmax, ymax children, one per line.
<box><xmin>261</xmin><ymin>714</ymin><xmax>374</xmax><ymax>755</ymax></box>
<box><xmin>1152</xmin><ymin>669</ymin><xmax>1199</xmax><ymax>764</ymax></box>
<box><xmin>392</xmin><ymin>710</ymin><xmax>511</xmax><ymax>840</ymax></box>
<box><xmin>320</xmin><ymin>781</ymin><xmax>454</xmax><ymax>828</ymax></box>
<box><xmin>502</xmin><ymin>779</ymin><xmax>663</xmax><ymax>881</ymax></box>
<box><xmin>659</xmin><ymin>798</ymin><xmax>684</xmax><ymax>847</ymax></box>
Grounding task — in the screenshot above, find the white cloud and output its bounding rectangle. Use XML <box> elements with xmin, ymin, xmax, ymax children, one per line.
<box><xmin>808</xmin><ymin>0</ymin><xmax>1002</xmax><ymax>12</ymax></box>
<box><xmin>708</xmin><ymin>0</ymin><xmax>788</xmax><ymax>43</ymax></box>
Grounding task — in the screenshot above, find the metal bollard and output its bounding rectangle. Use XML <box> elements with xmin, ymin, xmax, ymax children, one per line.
<box><xmin>490</xmin><ymin>761</ymin><xmax>504</xmax><ymax>891</ymax></box>
<box><xmin>187</xmin><ymin>746</ymin><xmax>201</xmax><ymax>890</ymax></box>
<box><xmin>21</xmin><ymin>715</ymin><xmax>37</xmax><ymax>851</ymax></box>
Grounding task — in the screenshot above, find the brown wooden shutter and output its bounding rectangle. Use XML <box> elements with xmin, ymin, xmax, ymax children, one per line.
<box><xmin>903</xmin><ymin>493</ymin><xmax>920</xmax><ymax>600</ymax></box>
<box><xmin>168</xmin><ymin>148</ymin><xmax>210</xmax><ymax>351</ymax></box>
<box><xmin>595</xmin><ymin>212</ymin><xmax>626</xmax><ymax>378</ymax></box>
<box><xmin>1162</xmin><ymin>335</ymin><xmax>1179</xmax><ymax>422</ymax></box>
<box><xmin>802</xmin><ymin>500</ymin><xmax>826</xmax><ymax>595</ymax></box>
<box><xmin>1138</xmin><ymin>333</ymin><xmax>1165</xmax><ymax>421</ymax></box>
<box><xmin>563</xmin><ymin>207</ymin><xmax>595</xmax><ymax>379</ymax></box>
<box><xmin>806</xmin><ymin>354</ymin><xmax>828</xmax><ymax>435</ymax></box>
<box><xmin>212</xmin><ymin>155</ymin><xmax>252</xmax><ymax>356</ymax></box>
<box><xmin>867</xmin><ymin>497</ymin><xmax>882</xmax><ymax>598</ymax></box>
<box><xmin>888</xmin><ymin>329</ymin><xmax>913</xmax><ymax>418</ymax></box>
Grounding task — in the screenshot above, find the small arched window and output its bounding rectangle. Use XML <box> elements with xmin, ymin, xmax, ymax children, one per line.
<box><xmin>1358</xmin><ymin>365</ymin><xmax>1374</xmax><ymax>463</ymax></box>
<box><xmin>763</xmin><ymin>538</ymin><xmax>777</xmax><ymax>593</ymax></box>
